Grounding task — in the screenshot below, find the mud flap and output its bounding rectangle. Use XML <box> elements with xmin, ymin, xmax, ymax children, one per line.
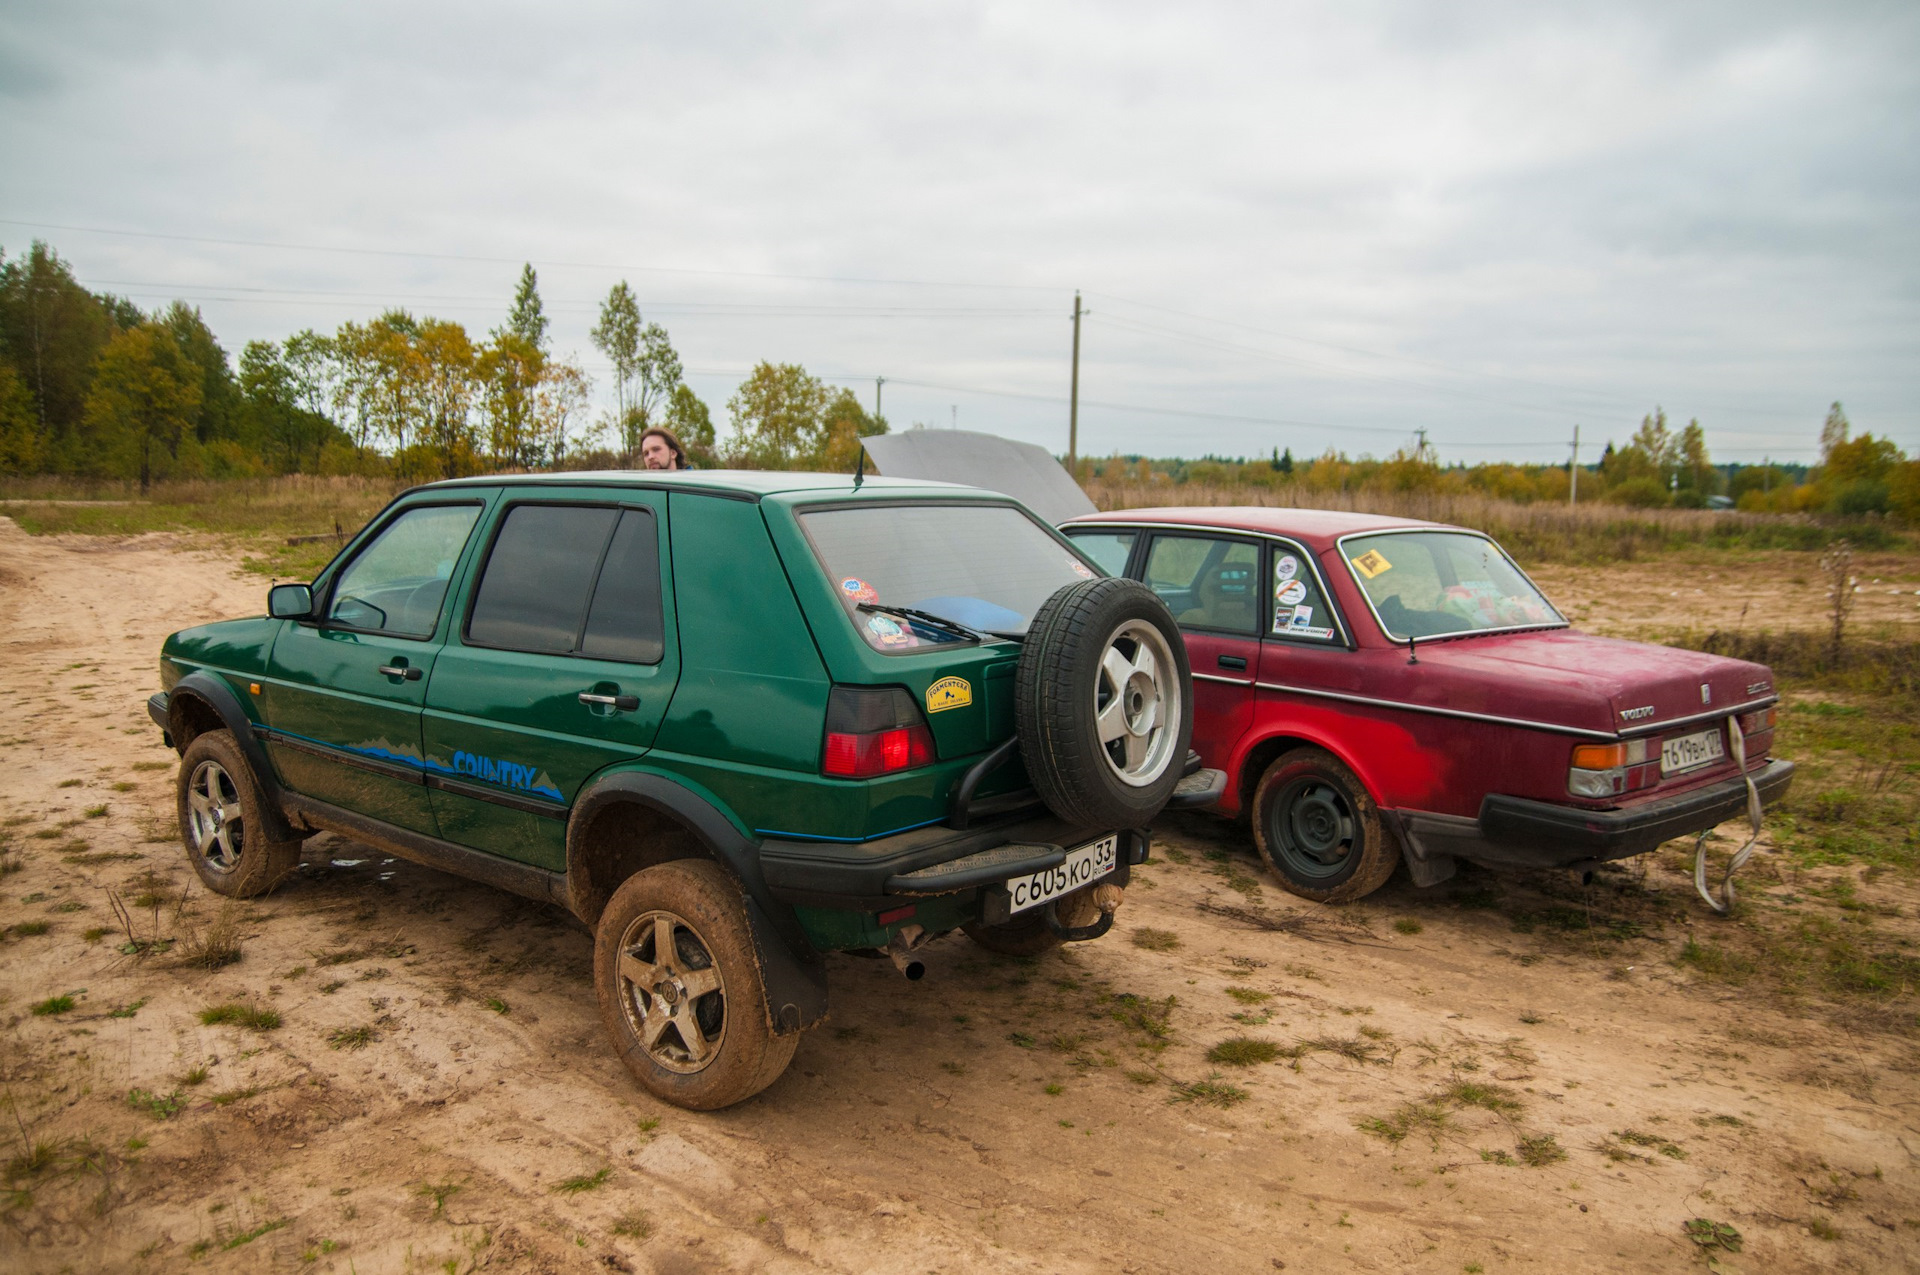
<box><xmin>1382</xmin><ymin>809</ymin><xmax>1456</xmax><ymax>888</ymax></box>
<box><xmin>744</xmin><ymin>895</ymin><xmax>830</xmax><ymax>1035</ymax></box>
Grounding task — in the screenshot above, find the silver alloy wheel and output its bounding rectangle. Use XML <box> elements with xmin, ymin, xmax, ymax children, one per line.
<box><xmin>1093</xmin><ymin>618</ymin><xmax>1182</xmax><ymax>788</ymax></box>
<box><xmin>616</xmin><ymin>909</ymin><xmax>727</xmax><ymax>1074</ymax></box>
<box><xmin>185</xmin><ymin>759</ymin><xmax>244</xmax><ymax>873</ymax></box>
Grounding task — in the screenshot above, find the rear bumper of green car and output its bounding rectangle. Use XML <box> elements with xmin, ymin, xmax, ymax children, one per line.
<box><xmin>759</xmin><ymin>811</ymin><xmax>1150</xmax><ymax>911</ymax></box>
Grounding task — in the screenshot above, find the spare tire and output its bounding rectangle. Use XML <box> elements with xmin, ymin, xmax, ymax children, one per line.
<box><xmin>1015</xmin><ymin>577</ymin><xmax>1193</xmax><ymax>828</ymax></box>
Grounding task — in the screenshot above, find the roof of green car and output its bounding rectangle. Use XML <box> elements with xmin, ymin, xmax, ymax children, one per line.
<box><xmin>413</xmin><ymin>469</ymin><xmax>999</xmax><ymax>502</ymax></box>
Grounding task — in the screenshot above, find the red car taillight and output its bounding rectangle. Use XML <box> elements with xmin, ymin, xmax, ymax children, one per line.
<box><xmin>1567</xmin><ymin>739</ymin><xmax>1658</xmax><ymax>798</ymax></box>
<box><xmin>1739</xmin><ymin>706</ymin><xmax>1777</xmax><ymax>735</ymax></box>
<box><xmin>822</xmin><ymin>686</ymin><xmax>937</xmax><ymax>778</ymax></box>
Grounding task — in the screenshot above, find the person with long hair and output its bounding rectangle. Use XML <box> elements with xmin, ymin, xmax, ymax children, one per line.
<box><xmin>639</xmin><ymin>427</ymin><xmax>687</xmax><ymax>471</ymax></box>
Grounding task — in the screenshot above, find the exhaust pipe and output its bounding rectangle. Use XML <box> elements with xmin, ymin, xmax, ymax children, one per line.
<box><xmin>886</xmin><ymin>924</ymin><xmax>927</xmax><ymax>980</ymax></box>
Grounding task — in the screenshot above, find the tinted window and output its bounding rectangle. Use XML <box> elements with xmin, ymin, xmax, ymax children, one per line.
<box><xmin>1144</xmin><ymin>535</ymin><xmax>1259</xmax><ymax>635</ymax></box>
<box><xmin>580</xmin><ymin>509</ymin><xmax>664</xmax><ymax>663</ymax></box>
<box><xmin>468</xmin><ymin>505</ymin><xmax>620</xmax><ymax>654</ymax></box>
<box><xmin>1065</xmin><ymin>530</ymin><xmax>1134</xmax><ymax>576</ymax></box>
<box><xmin>1266</xmin><ymin>543</ymin><xmax>1339</xmax><ymax>643</ymax></box>
<box><xmin>327</xmin><ymin>504</ymin><xmax>481</xmax><ymax>637</ymax></box>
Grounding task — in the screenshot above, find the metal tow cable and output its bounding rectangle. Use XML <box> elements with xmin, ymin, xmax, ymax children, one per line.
<box><xmin>1692</xmin><ymin>715</ymin><xmax>1764</xmax><ymax>915</ymax></box>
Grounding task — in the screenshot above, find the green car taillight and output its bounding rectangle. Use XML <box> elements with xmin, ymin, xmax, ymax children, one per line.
<box><xmin>821</xmin><ymin>685</ymin><xmax>936</xmax><ymax>779</ymax></box>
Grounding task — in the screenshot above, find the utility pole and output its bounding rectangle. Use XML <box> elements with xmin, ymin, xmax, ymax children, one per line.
<box><xmin>1568</xmin><ymin>424</ymin><xmax>1580</xmax><ymax>507</ymax></box>
<box><xmin>1068</xmin><ymin>290</ymin><xmax>1083</xmax><ymax>471</ymax></box>
<box><xmin>1415</xmin><ymin>427</ymin><xmax>1429</xmax><ymax>460</ymax></box>
<box><xmin>874</xmin><ymin>376</ymin><xmax>885</xmax><ymax>422</ymax></box>
<box><xmin>950</xmin><ymin>405</ymin><xmax>957</xmax><ymax>430</ymax></box>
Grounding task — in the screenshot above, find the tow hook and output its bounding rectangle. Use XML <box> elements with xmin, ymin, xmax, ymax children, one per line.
<box><xmin>886</xmin><ymin>924</ymin><xmax>929</xmax><ymax>980</ymax></box>
<box><xmin>1045</xmin><ymin>883</ymin><xmax>1124</xmax><ymax>941</ymax></box>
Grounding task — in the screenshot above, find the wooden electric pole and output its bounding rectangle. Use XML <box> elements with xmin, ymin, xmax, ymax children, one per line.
<box><xmin>1068</xmin><ymin>291</ymin><xmax>1083</xmax><ymax>470</ymax></box>
<box><xmin>1568</xmin><ymin>425</ymin><xmax>1581</xmax><ymax>506</ymax></box>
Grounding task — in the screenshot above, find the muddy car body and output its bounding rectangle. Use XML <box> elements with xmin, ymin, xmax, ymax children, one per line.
<box><xmin>148</xmin><ymin>471</ymin><xmax>1219</xmax><ymax>1107</ymax></box>
<box><xmin>1061</xmin><ymin>507</ymin><xmax>1793</xmax><ymax>902</ymax></box>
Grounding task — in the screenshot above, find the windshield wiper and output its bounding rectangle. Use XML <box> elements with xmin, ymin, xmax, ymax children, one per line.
<box><xmin>856</xmin><ymin>602</ymin><xmax>1017</xmax><ymax>644</ymax></box>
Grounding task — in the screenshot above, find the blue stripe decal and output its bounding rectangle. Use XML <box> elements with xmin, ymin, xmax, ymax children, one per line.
<box><xmin>263</xmin><ymin>726</ymin><xmax>565</xmax><ymax>805</ymax></box>
<box><xmin>754</xmin><ymin>815</ymin><xmax>948</xmax><ymax>843</ymax></box>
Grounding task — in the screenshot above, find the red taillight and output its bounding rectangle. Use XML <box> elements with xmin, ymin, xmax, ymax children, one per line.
<box><xmin>822</xmin><ymin>686</ymin><xmax>938</xmax><ymax>778</ymax></box>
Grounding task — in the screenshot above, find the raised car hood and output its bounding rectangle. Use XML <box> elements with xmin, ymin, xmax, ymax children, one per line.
<box><xmin>1413</xmin><ymin>629</ymin><xmax>1774</xmax><ymax>735</ymax></box>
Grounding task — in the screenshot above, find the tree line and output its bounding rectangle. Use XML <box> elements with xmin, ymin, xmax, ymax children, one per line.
<box><xmin>1083</xmin><ymin>403</ymin><xmax>1919</xmax><ymax>521</ymax></box>
<box><xmin>0</xmin><ymin>241</ymin><xmax>887</xmax><ymax>488</ymax></box>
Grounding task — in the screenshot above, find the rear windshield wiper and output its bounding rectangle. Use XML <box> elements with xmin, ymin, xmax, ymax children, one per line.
<box><xmin>856</xmin><ymin>602</ymin><xmax>1018</xmax><ymax>644</ymax></box>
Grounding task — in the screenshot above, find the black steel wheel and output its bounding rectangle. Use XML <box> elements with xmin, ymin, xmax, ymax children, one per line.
<box><xmin>1250</xmin><ymin>747</ymin><xmax>1398</xmax><ymax>904</ymax></box>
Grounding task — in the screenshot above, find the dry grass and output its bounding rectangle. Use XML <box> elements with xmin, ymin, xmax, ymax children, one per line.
<box><xmin>171</xmin><ymin>899</ymin><xmax>245</xmax><ymax>970</ymax></box>
<box><xmin>1081</xmin><ymin>477</ymin><xmax>1904</xmax><ymax>565</ymax></box>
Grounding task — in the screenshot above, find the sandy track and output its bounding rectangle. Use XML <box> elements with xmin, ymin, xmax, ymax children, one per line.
<box><xmin>1</xmin><ymin>521</ymin><xmax>1915</xmax><ymax>1274</ymax></box>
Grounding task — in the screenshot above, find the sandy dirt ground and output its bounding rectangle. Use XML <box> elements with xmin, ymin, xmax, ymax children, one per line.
<box><xmin>2</xmin><ymin>522</ymin><xmax>1917</xmax><ymax>1274</ymax></box>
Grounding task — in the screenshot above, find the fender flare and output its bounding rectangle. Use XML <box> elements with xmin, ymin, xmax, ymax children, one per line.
<box><xmin>165</xmin><ymin>672</ymin><xmax>301</xmax><ymax>844</ymax></box>
<box><xmin>567</xmin><ymin>769</ymin><xmax>828</xmax><ymax>1035</ymax></box>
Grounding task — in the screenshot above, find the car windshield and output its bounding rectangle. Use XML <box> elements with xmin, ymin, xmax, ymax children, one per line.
<box><xmin>1342</xmin><ymin>530</ymin><xmax>1563</xmax><ymax>640</ymax></box>
<box><xmin>800</xmin><ymin>503</ymin><xmax>1097</xmax><ymax>651</ymax></box>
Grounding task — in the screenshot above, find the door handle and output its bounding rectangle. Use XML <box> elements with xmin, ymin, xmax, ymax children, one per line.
<box><xmin>1217</xmin><ymin>655</ymin><xmax>1248</xmax><ymax>671</ymax></box>
<box><xmin>579</xmin><ymin>691</ymin><xmax>640</xmax><ymax>712</ymax></box>
<box><xmin>377</xmin><ymin>663</ymin><xmax>423</xmax><ymax>681</ymax></box>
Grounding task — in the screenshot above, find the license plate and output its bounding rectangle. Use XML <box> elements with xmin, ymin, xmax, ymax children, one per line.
<box><xmin>1007</xmin><ymin>835</ymin><xmax>1119</xmax><ymax>915</ymax></box>
<box><xmin>1661</xmin><ymin>727</ymin><xmax>1725</xmax><ymax>775</ymax></box>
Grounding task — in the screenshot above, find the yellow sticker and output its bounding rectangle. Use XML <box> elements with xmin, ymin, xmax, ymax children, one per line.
<box><xmin>925</xmin><ymin>675</ymin><xmax>972</xmax><ymax>713</ymax></box>
<box><xmin>1349</xmin><ymin>549</ymin><xmax>1393</xmax><ymax>579</ymax></box>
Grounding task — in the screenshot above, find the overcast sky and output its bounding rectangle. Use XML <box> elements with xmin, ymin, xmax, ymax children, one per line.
<box><xmin>3</xmin><ymin>1</ymin><xmax>1914</xmax><ymax>465</ymax></box>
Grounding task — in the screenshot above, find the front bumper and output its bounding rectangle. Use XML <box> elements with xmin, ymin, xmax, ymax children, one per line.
<box><xmin>1391</xmin><ymin>759</ymin><xmax>1795</xmax><ymax>878</ymax></box>
<box><xmin>759</xmin><ymin>810</ymin><xmax>1150</xmax><ymax>909</ymax></box>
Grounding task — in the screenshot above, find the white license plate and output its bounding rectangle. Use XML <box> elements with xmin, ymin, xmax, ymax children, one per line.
<box><xmin>1007</xmin><ymin>835</ymin><xmax>1119</xmax><ymax>915</ymax></box>
<box><xmin>1661</xmin><ymin>727</ymin><xmax>1725</xmax><ymax>775</ymax></box>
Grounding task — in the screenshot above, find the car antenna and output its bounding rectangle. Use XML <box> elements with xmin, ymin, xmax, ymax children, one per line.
<box><xmin>853</xmin><ymin>444</ymin><xmax>866</xmax><ymax>489</ymax></box>
<box><xmin>1406</xmin><ymin>633</ymin><xmax>1419</xmax><ymax>665</ymax></box>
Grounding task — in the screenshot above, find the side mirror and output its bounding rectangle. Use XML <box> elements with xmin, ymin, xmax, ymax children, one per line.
<box><xmin>268</xmin><ymin>584</ymin><xmax>314</xmax><ymax>620</ymax></box>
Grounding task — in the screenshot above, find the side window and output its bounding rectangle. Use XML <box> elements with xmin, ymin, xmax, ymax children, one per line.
<box><xmin>579</xmin><ymin>510</ymin><xmax>665</xmax><ymax>663</ymax></box>
<box><xmin>467</xmin><ymin>504</ymin><xmax>666</xmax><ymax>664</ymax></box>
<box><xmin>1144</xmin><ymin>535</ymin><xmax>1259</xmax><ymax>635</ymax></box>
<box><xmin>1064</xmin><ymin>530</ymin><xmax>1135</xmax><ymax>577</ymax></box>
<box><xmin>327</xmin><ymin>504</ymin><xmax>482</xmax><ymax>638</ymax></box>
<box><xmin>1267</xmin><ymin>544</ymin><xmax>1339</xmax><ymax>643</ymax></box>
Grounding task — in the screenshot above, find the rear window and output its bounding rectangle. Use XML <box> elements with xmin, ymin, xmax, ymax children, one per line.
<box><xmin>800</xmin><ymin>503</ymin><xmax>1094</xmax><ymax>652</ymax></box>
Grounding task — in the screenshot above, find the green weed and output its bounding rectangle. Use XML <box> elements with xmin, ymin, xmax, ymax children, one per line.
<box><xmin>1207</xmin><ymin>1037</ymin><xmax>1279</xmax><ymax>1066</ymax></box>
<box><xmin>554</xmin><ymin>1167</ymin><xmax>611</xmax><ymax>1195</ymax></box>
<box><xmin>198</xmin><ymin>1003</ymin><xmax>281</xmax><ymax>1032</ymax></box>
<box><xmin>1169</xmin><ymin>1075</ymin><xmax>1249</xmax><ymax>1108</ymax></box>
<box><xmin>29</xmin><ymin>994</ymin><xmax>73</xmax><ymax>1015</ymax></box>
<box><xmin>1131</xmin><ymin>927</ymin><xmax>1181</xmax><ymax>953</ymax></box>
<box><xmin>126</xmin><ymin>1088</ymin><xmax>185</xmax><ymax>1119</ymax></box>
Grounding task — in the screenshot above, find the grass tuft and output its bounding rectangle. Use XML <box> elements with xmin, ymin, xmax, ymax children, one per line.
<box><xmin>1207</xmin><ymin>1037</ymin><xmax>1280</xmax><ymax>1066</ymax></box>
<box><xmin>126</xmin><ymin>1088</ymin><xmax>185</xmax><ymax>1119</ymax></box>
<box><xmin>327</xmin><ymin>1024</ymin><xmax>375</xmax><ymax>1050</ymax></box>
<box><xmin>1169</xmin><ymin>1075</ymin><xmax>1250</xmax><ymax>1108</ymax></box>
<box><xmin>29</xmin><ymin>994</ymin><xmax>74</xmax><ymax>1015</ymax></box>
<box><xmin>198</xmin><ymin>1003</ymin><xmax>281</xmax><ymax>1032</ymax></box>
<box><xmin>1130</xmin><ymin>927</ymin><xmax>1182</xmax><ymax>952</ymax></box>
<box><xmin>554</xmin><ymin>1167</ymin><xmax>612</xmax><ymax>1195</ymax></box>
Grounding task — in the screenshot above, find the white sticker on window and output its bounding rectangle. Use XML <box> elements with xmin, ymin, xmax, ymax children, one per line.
<box><xmin>1275</xmin><ymin>579</ymin><xmax>1307</xmax><ymax>607</ymax></box>
<box><xmin>1274</xmin><ymin>554</ymin><xmax>1299</xmax><ymax>582</ymax></box>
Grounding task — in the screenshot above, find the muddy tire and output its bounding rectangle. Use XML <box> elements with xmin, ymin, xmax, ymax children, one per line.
<box><xmin>594</xmin><ymin>860</ymin><xmax>797</xmax><ymax>1110</ymax></box>
<box><xmin>1250</xmin><ymin>747</ymin><xmax>1398</xmax><ymax>904</ymax></box>
<box><xmin>1015</xmin><ymin>578</ymin><xmax>1193</xmax><ymax>829</ymax></box>
<box><xmin>176</xmin><ymin>731</ymin><xmax>303</xmax><ymax>898</ymax></box>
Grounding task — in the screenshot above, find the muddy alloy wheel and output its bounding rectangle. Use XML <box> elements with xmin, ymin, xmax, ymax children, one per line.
<box><xmin>186</xmin><ymin>758</ymin><xmax>244</xmax><ymax>874</ymax></box>
<box><xmin>175</xmin><ymin>730</ymin><xmax>303</xmax><ymax>899</ymax></box>
<box><xmin>613</xmin><ymin>908</ymin><xmax>729</xmax><ymax>1074</ymax></box>
<box><xmin>593</xmin><ymin>860</ymin><xmax>797</xmax><ymax>1110</ymax></box>
<box><xmin>1250</xmin><ymin>746</ymin><xmax>1399</xmax><ymax>904</ymax></box>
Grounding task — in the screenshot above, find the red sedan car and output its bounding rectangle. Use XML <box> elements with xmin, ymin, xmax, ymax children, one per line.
<box><xmin>1059</xmin><ymin>507</ymin><xmax>1794</xmax><ymax>903</ymax></box>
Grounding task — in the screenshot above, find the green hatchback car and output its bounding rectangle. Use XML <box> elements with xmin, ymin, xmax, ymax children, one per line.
<box><xmin>149</xmin><ymin>470</ymin><xmax>1220</xmax><ymax>1108</ymax></box>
